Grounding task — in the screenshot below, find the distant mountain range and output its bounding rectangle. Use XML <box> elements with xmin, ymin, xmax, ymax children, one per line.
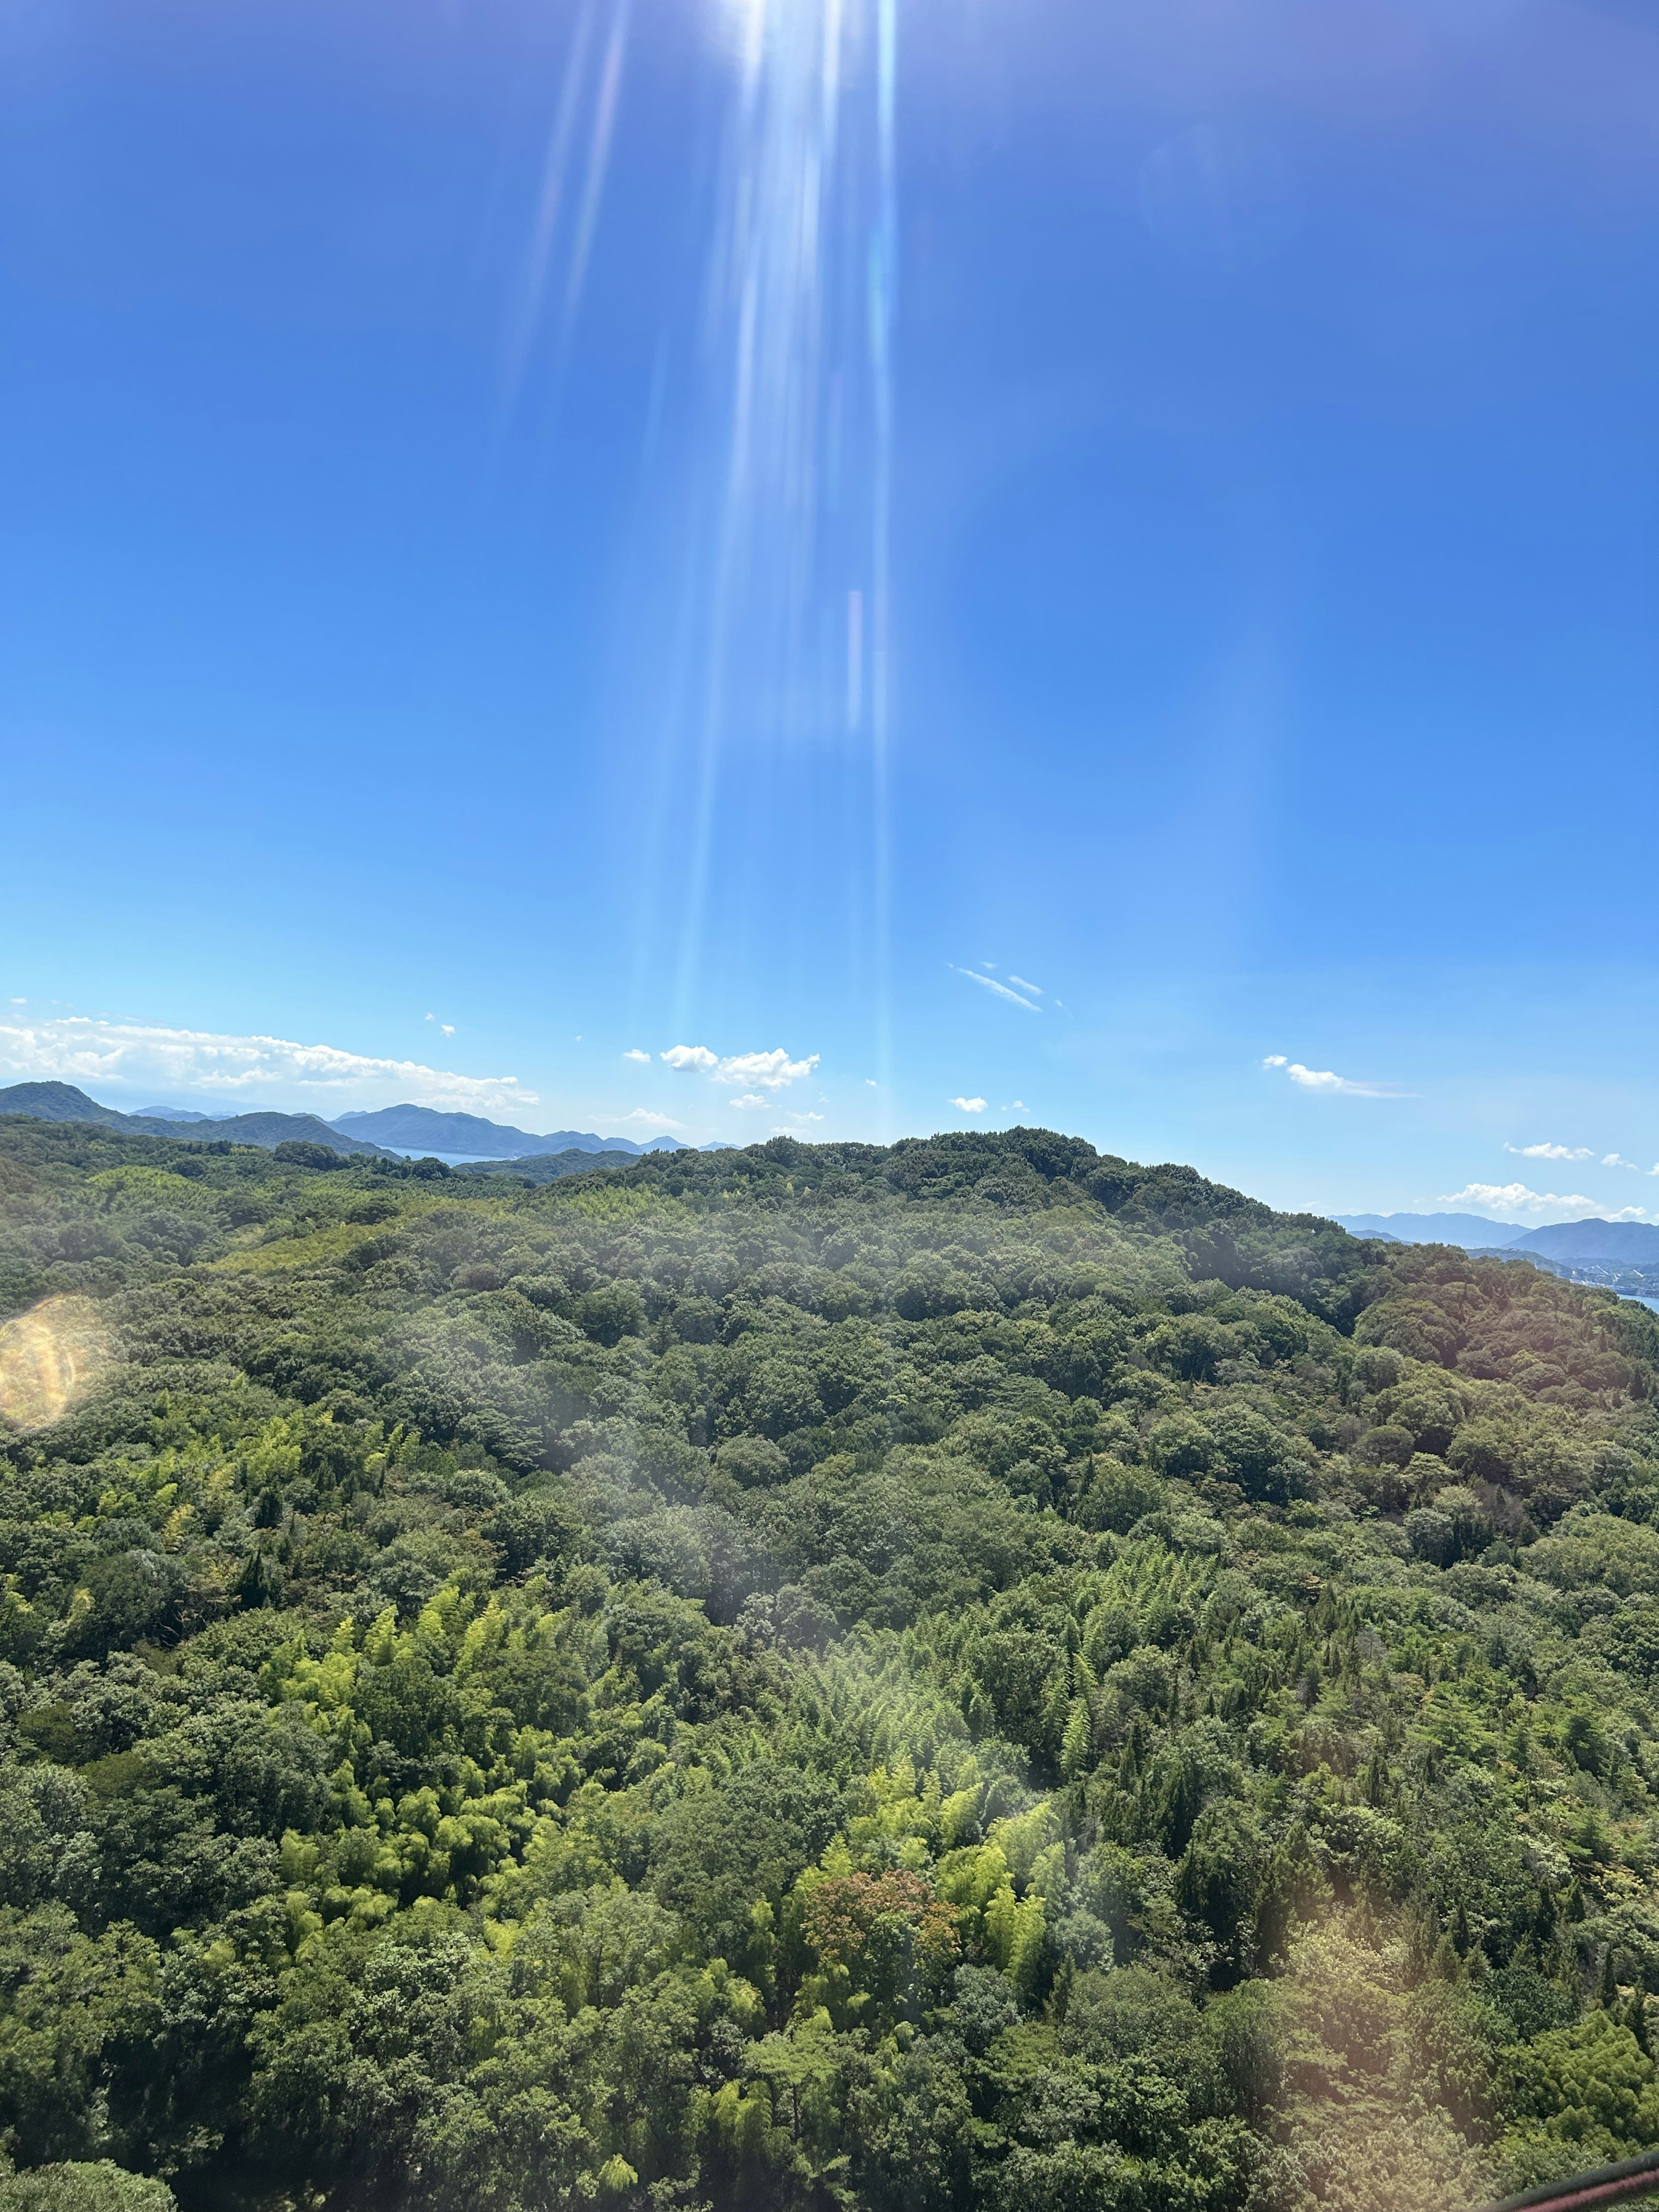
<box><xmin>1334</xmin><ymin>1211</ymin><xmax>1522</xmax><ymax>1249</ymax></box>
<box><xmin>1513</xmin><ymin>1218</ymin><xmax>1659</xmax><ymax>1263</ymax></box>
<box><xmin>0</xmin><ymin>1084</ymin><xmax>733</xmax><ymax>1166</ymax></box>
<box><xmin>0</xmin><ymin>1081</ymin><xmax>389</xmax><ymax>1157</ymax></box>
<box><xmin>1335</xmin><ymin>1210</ymin><xmax>1659</xmax><ymax>1268</ymax></box>
<box><xmin>329</xmin><ymin>1104</ymin><xmax>694</xmax><ymax>1158</ymax></box>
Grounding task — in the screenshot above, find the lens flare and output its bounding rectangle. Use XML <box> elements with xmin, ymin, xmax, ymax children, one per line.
<box><xmin>0</xmin><ymin>1294</ymin><xmax>116</xmax><ymax>1430</ymax></box>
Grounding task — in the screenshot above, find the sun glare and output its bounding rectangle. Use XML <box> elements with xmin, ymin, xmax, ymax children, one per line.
<box><xmin>0</xmin><ymin>1293</ymin><xmax>116</xmax><ymax>1430</ymax></box>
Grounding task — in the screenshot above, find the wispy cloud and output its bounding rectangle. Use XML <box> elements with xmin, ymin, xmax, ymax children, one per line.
<box><xmin>0</xmin><ymin>1015</ymin><xmax>537</xmax><ymax>1115</ymax></box>
<box><xmin>1506</xmin><ymin>1141</ymin><xmax>1593</xmax><ymax>1161</ymax></box>
<box><xmin>1008</xmin><ymin>975</ymin><xmax>1043</xmax><ymax>996</ymax></box>
<box><xmin>1262</xmin><ymin>1054</ymin><xmax>1405</xmax><ymax>1098</ymax></box>
<box><xmin>617</xmin><ymin>1107</ymin><xmax>683</xmax><ymax>1130</ymax></box>
<box><xmin>622</xmin><ymin>1048</ymin><xmax>650</xmax><ymax>1064</ymax></box>
<box><xmin>952</xmin><ymin>966</ymin><xmax>1039</xmax><ymax>1012</ymax></box>
<box><xmin>951</xmin><ymin>1096</ymin><xmax>988</xmax><ymax>1112</ymax></box>
<box><xmin>1439</xmin><ymin>1180</ymin><xmax>1645</xmax><ymax>1222</ymax></box>
<box><xmin>729</xmin><ymin>1093</ymin><xmax>768</xmax><ymax>1109</ymax></box>
<box><xmin>423</xmin><ymin>1014</ymin><xmax>456</xmax><ymax>1039</ymax></box>
<box><xmin>1604</xmin><ymin>1153</ymin><xmax>1640</xmax><ymax>1169</ymax></box>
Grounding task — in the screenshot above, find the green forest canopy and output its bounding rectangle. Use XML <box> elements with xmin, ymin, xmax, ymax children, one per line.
<box><xmin>5</xmin><ymin>1115</ymin><xmax>1659</xmax><ymax>2212</ymax></box>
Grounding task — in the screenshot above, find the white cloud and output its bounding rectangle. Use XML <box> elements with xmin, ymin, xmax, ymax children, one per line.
<box><xmin>711</xmin><ymin>1049</ymin><xmax>818</xmax><ymax>1089</ymax></box>
<box><xmin>441</xmin><ymin>1025</ymin><xmax>454</xmax><ymax>1039</ymax></box>
<box><xmin>0</xmin><ymin>1015</ymin><xmax>537</xmax><ymax>1115</ymax></box>
<box><xmin>1008</xmin><ymin>976</ymin><xmax>1043</xmax><ymax>995</ymax></box>
<box><xmin>1286</xmin><ymin>1064</ymin><xmax>1368</xmax><ymax>1094</ymax></box>
<box><xmin>1437</xmin><ymin>1180</ymin><xmax>1645</xmax><ymax>1222</ymax></box>
<box><xmin>775</xmin><ymin>1111</ymin><xmax>824</xmax><ymax>1127</ymax></box>
<box><xmin>1011</xmin><ymin>1100</ymin><xmax>1026</xmax><ymax>1111</ymax></box>
<box><xmin>622</xmin><ymin>1049</ymin><xmax>650</xmax><ymax>1064</ymax></box>
<box><xmin>1604</xmin><ymin>1153</ymin><xmax>1639</xmax><ymax>1169</ymax></box>
<box><xmin>951</xmin><ymin>1096</ymin><xmax>988</xmax><ymax>1113</ymax></box>
<box><xmin>1506</xmin><ymin>1142</ymin><xmax>1593</xmax><ymax>1161</ymax></box>
<box><xmin>865</xmin><ymin>1078</ymin><xmax>877</xmax><ymax>1087</ymax></box>
<box><xmin>952</xmin><ymin>966</ymin><xmax>1038</xmax><ymax>1012</ymax></box>
<box><xmin>616</xmin><ymin>1108</ymin><xmax>684</xmax><ymax>1130</ymax></box>
<box><xmin>660</xmin><ymin>1044</ymin><xmax>818</xmax><ymax>1089</ymax></box>
<box><xmin>1263</xmin><ymin>1055</ymin><xmax>1403</xmax><ymax>1098</ymax></box>
<box><xmin>729</xmin><ymin>1093</ymin><xmax>768</xmax><ymax>1109</ymax></box>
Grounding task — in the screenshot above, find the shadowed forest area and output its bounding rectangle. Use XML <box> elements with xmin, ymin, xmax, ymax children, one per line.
<box><xmin>5</xmin><ymin>1118</ymin><xmax>1659</xmax><ymax>2211</ymax></box>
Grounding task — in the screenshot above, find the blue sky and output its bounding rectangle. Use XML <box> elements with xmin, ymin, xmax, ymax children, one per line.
<box><xmin>4</xmin><ymin>0</ymin><xmax>1659</xmax><ymax>1224</ymax></box>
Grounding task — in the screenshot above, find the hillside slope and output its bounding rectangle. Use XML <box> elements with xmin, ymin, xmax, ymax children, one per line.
<box><xmin>3</xmin><ymin>1123</ymin><xmax>1659</xmax><ymax>2212</ymax></box>
<box><xmin>0</xmin><ymin>1079</ymin><xmax>131</xmax><ymax>1126</ymax></box>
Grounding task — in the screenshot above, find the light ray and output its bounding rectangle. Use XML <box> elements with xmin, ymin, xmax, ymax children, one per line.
<box><xmin>502</xmin><ymin>0</ymin><xmax>598</xmax><ymax>407</ymax></box>
<box><xmin>562</xmin><ymin>0</ymin><xmax>633</xmax><ymax>334</ymax></box>
<box><xmin>666</xmin><ymin>0</ymin><xmax>899</xmax><ymax>1080</ymax></box>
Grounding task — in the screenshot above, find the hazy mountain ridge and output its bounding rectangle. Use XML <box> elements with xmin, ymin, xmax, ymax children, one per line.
<box><xmin>0</xmin><ymin>1085</ymin><xmax>731</xmax><ymax>1167</ymax></box>
<box><xmin>330</xmin><ymin>1104</ymin><xmax>677</xmax><ymax>1157</ymax></box>
<box><xmin>1334</xmin><ymin>1212</ymin><xmax>1659</xmax><ymax>1266</ymax></box>
<box><xmin>0</xmin><ymin>1081</ymin><xmax>389</xmax><ymax>1157</ymax></box>
<box><xmin>1334</xmin><ymin>1210</ymin><xmax>1524</xmax><ymax>1249</ymax></box>
<box><xmin>1511</xmin><ymin>1218</ymin><xmax>1659</xmax><ymax>1263</ymax></box>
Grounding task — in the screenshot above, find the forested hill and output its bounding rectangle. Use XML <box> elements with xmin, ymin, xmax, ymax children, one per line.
<box><xmin>6</xmin><ymin>1119</ymin><xmax>1659</xmax><ymax>2212</ymax></box>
